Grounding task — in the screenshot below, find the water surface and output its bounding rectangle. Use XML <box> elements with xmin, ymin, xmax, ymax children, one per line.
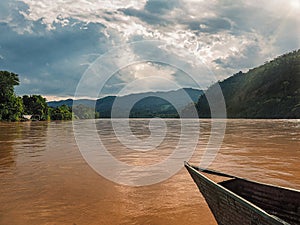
<box><xmin>0</xmin><ymin>119</ymin><xmax>299</xmax><ymax>225</ymax></box>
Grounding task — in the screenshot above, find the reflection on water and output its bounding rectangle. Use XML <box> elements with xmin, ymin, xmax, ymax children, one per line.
<box><xmin>0</xmin><ymin>119</ymin><xmax>299</xmax><ymax>225</ymax></box>
<box><xmin>0</xmin><ymin>122</ymin><xmax>48</xmax><ymax>172</ymax></box>
<box><xmin>0</xmin><ymin>123</ymin><xmax>19</xmax><ymax>170</ymax></box>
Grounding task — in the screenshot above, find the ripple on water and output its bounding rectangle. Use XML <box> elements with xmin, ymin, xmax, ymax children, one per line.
<box><xmin>0</xmin><ymin>119</ymin><xmax>299</xmax><ymax>225</ymax></box>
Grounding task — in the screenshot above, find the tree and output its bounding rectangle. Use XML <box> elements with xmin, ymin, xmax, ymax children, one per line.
<box><xmin>23</xmin><ymin>95</ymin><xmax>49</xmax><ymax>120</ymax></box>
<box><xmin>0</xmin><ymin>71</ymin><xmax>23</xmax><ymax>121</ymax></box>
<box><xmin>49</xmin><ymin>105</ymin><xmax>72</xmax><ymax>120</ymax></box>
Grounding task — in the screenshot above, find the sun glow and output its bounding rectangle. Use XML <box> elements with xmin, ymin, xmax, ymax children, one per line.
<box><xmin>290</xmin><ymin>0</ymin><xmax>300</xmax><ymax>9</ymax></box>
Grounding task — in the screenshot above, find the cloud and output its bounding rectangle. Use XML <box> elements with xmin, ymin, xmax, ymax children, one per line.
<box><xmin>0</xmin><ymin>17</ymin><xmax>110</xmax><ymax>96</ymax></box>
<box><xmin>144</xmin><ymin>0</ymin><xmax>180</xmax><ymax>14</ymax></box>
<box><xmin>87</xmin><ymin>57</ymin><xmax>197</xmax><ymax>96</ymax></box>
<box><xmin>185</xmin><ymin>17</ymin><xmax>231</xmax><ymax>33</ymax></box>
<box><xmin>0</xmin><ymin>0</ymin><xmax>299</xmax><ymax>98</ymax></box>
<box><xmin>119</xmin><ymin>7</ymin><xmax>171</xmax><ymax>26</ymax></box>
<box><xmin>19</xmin><ymin>0</ymin><xmax>147</xmax><ymax>31</ymax></box>
<box><xmin>213</xmin><ymin>43</ymin><xmax>262</xmax><ymax>69</ymax></box>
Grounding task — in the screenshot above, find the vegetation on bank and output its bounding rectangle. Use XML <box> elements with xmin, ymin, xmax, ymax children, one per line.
<box><xmin>0</xmin><ymin>71</ymin><xmax>23</xmax><ymax>121</ymax></box>
<box><xmin>0</xmin><ymin>71</ymin><xmax>73</xmax><ymax>121</ymax></box>
<box><xmin>184</xmin><ymin>49</ymin><xmax>300</xmax><ymax>118</ymax></box>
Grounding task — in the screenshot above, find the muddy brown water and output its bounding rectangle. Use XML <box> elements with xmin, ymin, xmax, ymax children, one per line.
<box><xmin>0</xmin><ymin>119</ymin><xmax>299</xmax><ymax>225</ymax></box>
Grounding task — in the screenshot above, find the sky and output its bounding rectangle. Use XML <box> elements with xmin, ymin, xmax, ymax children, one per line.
<box><xmin>0</xmin><ymin>0</ymin><xmax>299</xmax><ymax>100</ymax></box>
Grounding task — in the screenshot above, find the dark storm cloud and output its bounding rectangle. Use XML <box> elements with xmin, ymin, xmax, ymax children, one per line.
<box><xmin>0</xmin><ymin>1</ymin><xmax>11</xmax><ymax>19</ymax></box>
<box><xmin>144</xmin><ymin>0</ymin><xmax>180</xmax><ymax>14</ymax></box>
<box><xmin>0</xmin><ymin>17</ymin><xmax>109</xmax><ymax>96</ymax></box>
<box><xmin>0</xmin><ymin>0</ymin><xmax>29</xmax><ymax>19</ymax></box>
<box><xmin>119</xmin><ymin>0</ymin><xmax>180</xmax><ymax>26</ymax></box>
<box><xmin>0</xmin><ymin>0</ymin><xmax>33</xmax><ymax>33</ymax></box>
<box><xmin>185</xmin><ymin>17</ymin><xmax>232</xmax><ymax>33</ymax></box>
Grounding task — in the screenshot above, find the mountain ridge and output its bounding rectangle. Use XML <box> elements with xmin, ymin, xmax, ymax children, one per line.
<box><xmin>48</xmin><ymin>88</ymin><xmax>203</xmax><ymax>118</ymax></box>
<box><xmin>195</xmin><ymin>49</ymin><xmax>300</xmax><ymax>118</ymax></box>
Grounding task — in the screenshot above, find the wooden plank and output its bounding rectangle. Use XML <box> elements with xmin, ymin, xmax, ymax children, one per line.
<box><xmin>220</xmin><ymin>179</ymin><xmax>300</xmax><ymax>225</ymax></box>
<box><xmin>185</xmin><ymin>163</ymin><xmax>291</xmax><ymax>225</ymax></box>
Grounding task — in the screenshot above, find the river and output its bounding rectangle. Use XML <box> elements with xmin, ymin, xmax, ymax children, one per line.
<box><xmin>0</xmin><ymin>119</ymin><xmax>299</xmax><ymax>225</ymax></box>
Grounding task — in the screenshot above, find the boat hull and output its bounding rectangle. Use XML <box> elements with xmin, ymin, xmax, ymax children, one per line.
<box><xmin>185</xmin><ymin>163</ymin><xmax>292</xmax><ymax>225</ymax></box>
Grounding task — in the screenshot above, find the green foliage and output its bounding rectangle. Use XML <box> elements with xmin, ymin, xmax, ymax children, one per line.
<box><xmin>0</xmin><ymin>71</ymin><xmax>23</xmax><ymax>121</ymax></box>
<box><xmin>0</xmin><ymin>71</ymin><xmax>19</xmax><ymax>94</ymax></box>
<box><xmin>23</xmin><ymin>95</ymin><xmax>49</xmax><ymax>120</ymax></box>
<box><xmin>129</xmin><ymin>97</ymin><xmax>179</xmax><ymax>118</ymax></box>
<box><xmin>196</xmin><ymin>49</ymin><xmax>300</xmax><ymax>118</ymax></box>
<box><xmin>49</xmin><ymin>105</ymin><xmax>72</xmax><ymax>120</ymax></box>
<box><xmin>0</xmin><ymin>70</ymin><xmax>74</xmax><ymax>121</ymax></box>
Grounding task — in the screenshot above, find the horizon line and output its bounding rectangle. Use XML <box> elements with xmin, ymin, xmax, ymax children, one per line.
<box><xmin>43</xmin><ymin>87</ymin><xmax>203</xmax><ymax>102</ymax></box>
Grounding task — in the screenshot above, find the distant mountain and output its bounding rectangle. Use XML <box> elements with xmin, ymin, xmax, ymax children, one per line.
<box><xmin>195</xmin><ymin>49</ymin><xmax>300</xmax><ymax>118</ymax></box>
<box><xmin>47</xmin><ymin>99</ymin><xmax>95</xmax><ymax>108</ymax></box>
<box><xmin>96</xmin><ymin>88</ymin><xmax>202</xmax><ymax>118</ymax></box>
<box><xmin>47</xmin><ymin>88</ymin><xmax>203</xmax><ymax>118</ymax></box>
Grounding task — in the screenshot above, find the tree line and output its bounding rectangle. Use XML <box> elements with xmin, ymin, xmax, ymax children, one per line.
<box><xmin>186</xmin><ymin>49</ymin><xmax>300</xmax><ymax>118</ymax></box>
<box><xmin>0</xmin><ymin>71</ymin><xmax>72</xmax><ymax>121</ymax></box>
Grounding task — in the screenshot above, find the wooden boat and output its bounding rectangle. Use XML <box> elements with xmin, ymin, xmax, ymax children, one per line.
<box><xmin>185</xmin><ymin>162</ymin><xmax>300</xmax><ymax>225</ymax></box>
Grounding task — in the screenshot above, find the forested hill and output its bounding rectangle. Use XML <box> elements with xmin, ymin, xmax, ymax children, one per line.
<box><xmin>196</xmin><ymin>49</ymin><xmax>300</xmax><ymax>118</ymax></box>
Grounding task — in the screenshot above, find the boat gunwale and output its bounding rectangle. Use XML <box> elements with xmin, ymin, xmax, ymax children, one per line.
<box><xmin>184</xmin><ymin>162</ymin><xmax>291</xmax><ymax>225</ymax></box>
<box><xmin>189</xmin><ymin>163</ymin><xmax>300</xmax><ymax>194</ymax></box>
